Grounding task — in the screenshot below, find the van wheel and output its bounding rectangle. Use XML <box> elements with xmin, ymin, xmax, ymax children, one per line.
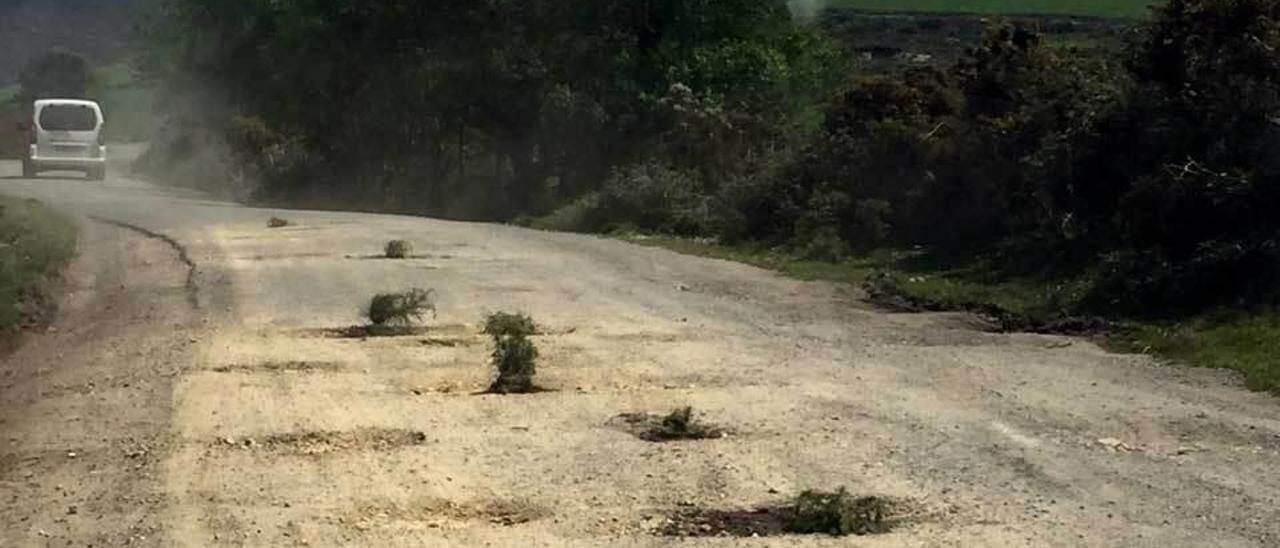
<box><xmin>89</xmin><ymin>166</ymin><xmax>106</xmax><ymax>181</ymax></box>
<box><xmin>22</xmin><ymin>161</ymin><xmax>36</xmax><ymax>178</ymax></box>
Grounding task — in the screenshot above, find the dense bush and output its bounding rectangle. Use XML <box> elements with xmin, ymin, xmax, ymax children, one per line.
<box><xmin>761</xmin><ymin>2</ymin><xmax>1280</xmax><ymax>317</ymax></box>
<box><xmin>139</xmin><ymin>0</ymin><xmax>840</xmax><ymax>219</ymax></box>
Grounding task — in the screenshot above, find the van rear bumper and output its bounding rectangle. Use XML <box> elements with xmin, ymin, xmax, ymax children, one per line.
<box><xmin>29</xmin><ymin>147</ymin><xmax>107</xmax><ymax>171</ymax></box>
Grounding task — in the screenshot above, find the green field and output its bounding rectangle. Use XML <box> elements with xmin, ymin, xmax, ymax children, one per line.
<box><xmin>828</xmin><ymin>0</ymin><xmax>1157</xmax><ymax>18</ymax></box>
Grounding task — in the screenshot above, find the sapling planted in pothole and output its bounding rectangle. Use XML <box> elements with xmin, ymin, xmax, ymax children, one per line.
<box><xmin>647</xmin><ymin>406</ymin><xmax>721</xmax><ymax>441</ymax></box>
<box><xmin>612</xmin><ymin>406</ymin><xmax>725</xmax><ymax>441</ymax></box>
<box><xmin>484</xmin><ymin>312</ymin><xmax>539</xmax><ymax>394</ymax></box>
<box><xmin>789</xmin><ymin>488</ymin><xmax>892</xmax><ymax>536</ymax></box>
<box><xmin>660</xmin><ymin>487</ymin><xmax>900</xmax><ymax>538</ymax></box>
<box><xmin>384</xmin><ymin>239</ymin><xmax>414</xmax><ymax>259</ymax></box>
<box><xmin>367</xmin><ymin>288</ymin><xmax>436</xmax><ymax>327</ymax></box>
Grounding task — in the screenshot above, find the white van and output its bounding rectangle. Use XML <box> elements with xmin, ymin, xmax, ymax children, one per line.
<box><xmin>21</xmin><ymin>99</ymin><xmax>107</xmax><ymax>180</ymax></box>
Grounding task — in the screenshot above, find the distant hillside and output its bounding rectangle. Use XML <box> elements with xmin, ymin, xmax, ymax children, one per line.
<box><xmin>0</xmin><ymin>0</ymin><xmax>140</xmax><ymax>86</ymax></box>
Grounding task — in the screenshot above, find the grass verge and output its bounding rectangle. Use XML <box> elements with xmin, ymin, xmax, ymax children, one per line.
<box><xmin>628</xmin><ymin>235</ymin><xmax>1279</xmax><ymax>396</ymax></box>
<box><xmin>627</xmin><ymin>235</ymin><xmax>1074</xmax><ymax>320</ymax></box>
<box><xmin>1108</xmin><ymin>314</ymin><xmax>1280</xmax><ymax>395</ymax></box>
<box><xmin>0</xmin><ymin>196</ymin><xmax>77</xmax><ymax>333</ymax></box>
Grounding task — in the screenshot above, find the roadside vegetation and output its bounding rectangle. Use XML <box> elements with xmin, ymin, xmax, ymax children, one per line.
<box><xmin>0</xmin><ymin>196</ymin><xmax>77</xmax><ymax>333</ymax></box>
<box><xmin>134</xmin><ymin>0</ymin><xmax>1280</xmax><ymax>395</ymax></box>
<box><xmin>827</xmin><ymin>0</ymin><xmax>1153</xmax><ymax>18</ymax></box>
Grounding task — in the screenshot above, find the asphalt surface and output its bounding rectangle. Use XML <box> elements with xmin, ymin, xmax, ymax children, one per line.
<box><xmin>1</xmin><ymin>154</ymin><xmax>1278</xmax><ymax>547</ymax></box>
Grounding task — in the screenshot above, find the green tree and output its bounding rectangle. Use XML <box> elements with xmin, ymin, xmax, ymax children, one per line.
<box><xmin>18</xmin><ymin>49</ymin><xmax>90</xmax><ymax>102</ymax></box>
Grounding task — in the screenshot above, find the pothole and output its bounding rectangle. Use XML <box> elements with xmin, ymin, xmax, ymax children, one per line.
<box><xmin>309</xmin><ymin>326</ymin><xmax>433</xmax><ymax>339</ymax></box>
<box><xmin>419</xmin><ymin>337</ymin><xmax>472</xmax><ymax>348</ymax></box>
<box><xmin>236</xmin><ymin>252</ymin><xmax>330</xmax><ymax>261</ymax></box>
<box><xmin>215</xmin><ymin>428</ymin><xmax>427</xmax><ymax>455</ymax></box>
<box><xmin>301</xmin><ymin>324</ymin><xmax>473</xmax><ymax>339</ymax></box>
<box><xmin>210</xmin><ymin>361</ymin><xmax>342</xmax><ymax>373</ymax></box>
<box><xmin>347</xmin><ymin>498</ymin><xmax>544</xmax><ymax>531</ymax></box>
<box><xmin>609</xmin><ymin>408</ymin><xmax>729</xmax><ymax>442</ymax></box>
<box><xmin>657</xmin><ymin>506</ymin><xmax>791</xmax><ymax>537</ymax></box>
<box><xmin>344</xmin><ymin>253</ymin><xmax>449</xmax><ymax>261</ymax></box>
<box><xmin>658</xmin><ymin>494</ymin><xmax>911</xmax><ymax>538</ymax></box>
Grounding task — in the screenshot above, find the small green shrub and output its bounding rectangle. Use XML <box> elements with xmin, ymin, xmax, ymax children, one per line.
<box><xmin>789</xmin><ymin>488</ymin><xmax>891</xmax><ymax>536</ymax></box>
<box><xmin>267</xmin><ymin>216</ymin><xmax>290</xmax><ymax>228</ymax></box>
<box><xmin>367</xmin><ymin>288</ymin><xmax>436</xmax><ymax>326</ymax></box>
<box><xmin>484</xmin><ymin>312</ymin><xmax>540</xmax><ymax>393</ymax></box>
<box><xmin>483</xmin><ymin>312</ymin><xmax>537</xmax><ymax>338</ymax></box>
<box><xmin>489</xmin><ymin>331</ymin><xmax>538</xmax><ymax>394</ymax></box>
<box><xmin>384</xmin><ymin>239</ymin><xmax>414</xmax><ymax>259</ymax></box>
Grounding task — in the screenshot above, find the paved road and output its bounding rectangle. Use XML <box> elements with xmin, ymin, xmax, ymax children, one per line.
<box><xmin>1</xmin><ymin>156</ymin><xmax>1278</xmax><ymax>547</ymax></box>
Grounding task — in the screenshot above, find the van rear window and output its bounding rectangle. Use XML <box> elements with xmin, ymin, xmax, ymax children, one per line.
<box><xmin>39</xmin><ymin>105</ymin><xmax>98</xmax><ymax>131</ymax></box>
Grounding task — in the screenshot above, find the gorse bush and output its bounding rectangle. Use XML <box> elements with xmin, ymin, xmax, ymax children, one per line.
<box><xmin>384</xmin><ymin>240</ymin><xmax>414</xmax><ymax>259</ymax></box>
<box><xmin>789</xmin><ymin>488</ymin><xmax>891</xmax><ymax>536</ymax></box>
<box><xmin>484</xmin><ymin>312</ymin><xmax>539</xmax><ymax>394</ymax></box>
<box><xmin>367</xmin><ymin>288</ymin><xmax>435</xmax><ymax>326</ymax></box>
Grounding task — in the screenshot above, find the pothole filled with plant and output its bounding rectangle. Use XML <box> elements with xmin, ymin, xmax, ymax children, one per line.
<box><xmin>612</xmin><ymin>406</ymin><xmax>727</xmax><ymax>442</ymax></box>
<box><xmin>659</xmin><ymin>488</ymin><xmax>909</xmax><ymax>538</ymax></box>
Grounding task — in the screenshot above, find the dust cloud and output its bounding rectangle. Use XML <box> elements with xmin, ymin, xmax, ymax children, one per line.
<box><xmin>787</xmin><ymin>0</ymin><xmax>827</xmax><ymax>22</ymax></box>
